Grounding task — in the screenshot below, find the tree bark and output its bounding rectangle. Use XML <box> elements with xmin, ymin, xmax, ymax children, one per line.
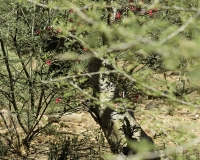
<box><xmin>88</xmin><ymin>58</ymin><xmax>160</xmax><ymax>159</ymax></box>
<box><xmin>87</xmin><ymin>1</ymin><xmax>160</xmax><ymax>158</ymax></box>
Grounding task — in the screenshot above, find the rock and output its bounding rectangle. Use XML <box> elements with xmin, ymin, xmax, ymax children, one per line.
<box><xmin>47</xmin><ymin>114</ymin><xmax>60</xmax><ymax>123</ymax></box>
<box><xmin>59</xmin><ymin>113</ymin><xmax>83</xmax><ymax>123</ymax></box>
<box><xmin>0</xmin><ymin>109</ymin><xmax>19</xmax><ymax>128</ymax></box>
<box><xmin>189</xmin><ymin>114</ymin><xmax>199</xmax><ymax>120</ymax></box>
<box><xmin>145</xmin><ymin>102</ymin><xmax>159</xmax><ymax>110</ymax></box>
<box><xmin>47</xmin><ymin>113</ymin><xmax>83</xmax><ymax>123</ymax></box>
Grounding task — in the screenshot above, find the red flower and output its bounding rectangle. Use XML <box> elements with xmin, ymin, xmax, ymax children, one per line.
<box><xmin>115</xmin><ymin>12</ymin><xmax>121</xmax><ymax>19</ymax></box>
<box><xmin>69</xmin><ymin>18</ymin><xmax>73</xmax><ymax>22</ymax></box>
<box><xmin>83</xmin><ymin>47</ymin><xmax>88</xmax><ymax>52</ymax></box>
<box><xmin>130</xmin><ymin>6</ymin><xmax>135</xmax><ymax>12</ymax></box>
<box><xmin>55</xmin><ymin>97</ymin><xmax>61</xmax><ymax>103</ymax></box>
<box><xmin>46</xmin><ymin>26</ymin><xmax>51</xmax><ymax>31</ymax></box>
<box><xmin>56</xmin><ymin>29</ymin><xmax>61</xmax><ymax>34</ymax></box>
<box><xmin>69</xmin><ymin>9</ymin><xmax>73</xmax><ymax>13</ymax></box>
<box><xmin>36</xmin><ymin>30</ymin><xmax>40</xmax><ymax>35</ymax></box>
<box><xmin>135</xmin><ymin>94</ymin><xmax>139</xmax><ymax>99</ymax></box>
<box><xmin>148</xmin><ymin>9</ymin><xmax>153</xmax><ymax>16</ymax></box>
<box><xmin>46</xmin><ymin>60</ymin><xmax>51</xmax><ymax>66</ymax></box>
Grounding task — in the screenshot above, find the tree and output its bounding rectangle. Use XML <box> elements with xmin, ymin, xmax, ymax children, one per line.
<box><xmin>0</xmin><ymin>0</ymin><xmax>200</xmax><ymax>159</ymax></box>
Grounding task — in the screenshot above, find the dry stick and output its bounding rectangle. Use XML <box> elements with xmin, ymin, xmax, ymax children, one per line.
<box><xmin>41</xmin><ymin>70</ymin><xmax>117</xmax><ymax>83</ymax></box>
<box><xmin>0</xmin><ymin>39</ymin><xmax>27</xmax><ymax>134</ymax></box>
<box><xmin>36</xmin><ymin>89</ymin><xmax>45</xmax><ymax>118</ymax></box>
<box><xmin>25</xmin><ymin>91</ymin><xmax>56</xmax><ymax>143</ymax></box>
<box><xmin>27</xmin><ymin>107</ymin><xmax>70</xmax><ymax>143</ymax></box>
<box><xmin>0</xmin><ymin>49</ymin><xmax>22</xmax><ymax>152</ymax></box>
<box><xmin>160</xmin><ymin>5</ymin><xmax>200</xmax><ymax>12</ymax></box>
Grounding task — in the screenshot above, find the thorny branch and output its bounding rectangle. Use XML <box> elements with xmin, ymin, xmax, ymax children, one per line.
<box><xmin>41</xmin><ymin>70</ymin><xmax>118</xmax><ymax>83</ymax></box>
<box><xmin>158</xmin><ymin>12</ymin><xmax>200</xmax><ymax>45</ymax></box>
<box><xmin>27</xmin><ymin>0</ymin><xmax>200</xmax><ymax>13</ymax></box>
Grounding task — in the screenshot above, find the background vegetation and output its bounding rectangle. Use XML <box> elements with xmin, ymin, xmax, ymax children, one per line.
<box><xmin>0</xmin><ymin>0</ymin><xmax>200</xmax><ymax>159</ymax></box>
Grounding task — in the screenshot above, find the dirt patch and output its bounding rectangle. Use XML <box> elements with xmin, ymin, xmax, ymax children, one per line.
<box><xmin>135</xmin><ymin>97</ymin><xmax>200</xmax><ymax>159</ymax></box>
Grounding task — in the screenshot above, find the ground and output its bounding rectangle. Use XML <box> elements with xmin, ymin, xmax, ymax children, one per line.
<box><xmin>1</xmin><ymin>72</ymin><xmax>200</xmax><ymax>159</ymax></box>
<box><xmin>29</xmin><ymin>96</ymin><xmax>200</xmax><ymax>159</ymax></box>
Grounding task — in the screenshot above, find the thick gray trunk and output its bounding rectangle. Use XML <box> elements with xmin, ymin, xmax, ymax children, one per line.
<box><xmin>88</xmin><ymin>58</ymin><xmax>160</xmax><ymax>159</ymax></box>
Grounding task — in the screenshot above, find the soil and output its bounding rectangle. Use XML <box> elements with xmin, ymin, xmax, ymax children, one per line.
<box><xmin>20</xmin><ymin>98</ymin><xmax>200</xmax><ymax>159</ymax></box>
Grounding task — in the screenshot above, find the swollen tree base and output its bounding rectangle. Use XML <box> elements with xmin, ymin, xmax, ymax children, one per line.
<box><xmin>88</xmin><ymin>58</ymin><xmax>160</xmax><ymax>160</ymax></box>
<box><xmin>90</xmin><ymin>106</ymin><xmax>160</xmax><ymax>159</ymax></box>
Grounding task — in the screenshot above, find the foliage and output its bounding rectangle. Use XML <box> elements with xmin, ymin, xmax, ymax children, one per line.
<box><xmin>0</xmin><ymin>0</ymin><xmax>200</xmax><ymax>159</ymax></box>
<box><xmin>48</xmin><ymin>130</ymin><xmax>107</xmax><ymax>159</ymax></box>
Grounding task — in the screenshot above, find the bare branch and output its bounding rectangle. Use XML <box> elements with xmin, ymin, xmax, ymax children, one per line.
<box><xmin>41</xmin><ymin>70</ymin><xmax>117</xmax><ymax>83</ymax></box>
<box><xmin>159</xmin><ymin>12</ymin><xmax>200</xmax><ymax>45</ymax></box>
<box><xmin>27</xmin><ymin>0</ymin><xmax>95</xmax><ymax>25</ymax></box>
<box><xmin>160</xmin><ymin>5</ymin><xmax>200</xmax><ymax>12</ymax></box>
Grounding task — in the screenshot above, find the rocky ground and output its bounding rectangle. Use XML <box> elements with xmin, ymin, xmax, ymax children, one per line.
<box><xmin>1</xmin><ymin>97</ymin><xmax>200</xmax><ymax>159</ymax></box>
<box><xmin>1</xmin><ymin>70</ymin><xmax>200</xmax><ymax>159</ymax></box>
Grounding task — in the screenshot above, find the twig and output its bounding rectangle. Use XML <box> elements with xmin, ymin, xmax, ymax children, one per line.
<box><xmin>160</xmin><ymin>5</ymin><xmax>200</xmax><ymax>13</ymax></box>
<box><xmin>158</xmin><ymin>12</ymin><xmax>200</xmax><ymax>45</ymax></box>
<box><xmin>41</xmin><ymin>70</ymin><xmax>117</xmax><ymax>83</ymax></box>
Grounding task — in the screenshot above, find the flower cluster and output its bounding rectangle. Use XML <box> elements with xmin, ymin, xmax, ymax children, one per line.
<box><xmin>115</xmin><ymin>1</ymin><xmax>159</xmax><ymax>20</ymax></box>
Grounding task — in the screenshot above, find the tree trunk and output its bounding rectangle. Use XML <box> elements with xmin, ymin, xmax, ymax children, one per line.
<box><xmin>88</xmin><ymin>58</ymin><xmax>160</xmax><ymax>160</ymax></box>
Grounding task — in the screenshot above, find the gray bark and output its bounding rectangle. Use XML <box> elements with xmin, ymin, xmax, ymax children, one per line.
<box><xmin>88</xmin><ymin>58</ymin><xmax>160</xmax><ymax>159</ymax></box>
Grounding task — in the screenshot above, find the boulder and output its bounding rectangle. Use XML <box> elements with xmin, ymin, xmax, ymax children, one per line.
<box><xmin>0</xmin><ymin>109</ymin><xmax>19</xmax><ymax>128</ymax></box>
<box><xmin>47</xmin><ymin>113</ymin><xmax>83</xmax><ymax>123</ymax></box>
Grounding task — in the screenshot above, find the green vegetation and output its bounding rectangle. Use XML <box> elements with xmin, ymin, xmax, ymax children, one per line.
<box><xmin>0</xmin><ymin>0</ymin><xmax>200</xmax><ymax>159</ymax></box>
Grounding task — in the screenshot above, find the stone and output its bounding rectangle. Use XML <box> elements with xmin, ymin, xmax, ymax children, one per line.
<box><xmin>145</xmin><ymin>102</ymin><xmax>159</xmax><ymax>110</ymax></box>
<box><xmin>59</xmin><ymin>113</ymin><xmax>83</xmax><ymax>123</ymax></box>
<box><xmin>0</xmin><ymin>109</ymin><xmax>19</xmax><ymax>128</ymax></box>
<box><xmin>47</xmin><ymin>113</ymin><xmax>83</xmax><ymax>123</ymax></box>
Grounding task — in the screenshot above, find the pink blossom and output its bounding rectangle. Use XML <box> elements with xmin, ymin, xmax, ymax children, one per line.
<box><xmin>46</xmin><ymin>60</ymin><xmax>51</xmax><ymax>66</ymax></box>
<box><xmin>36</xmin><ymin>30</ymin><xmax>40</xmax><ymax>35</ymax></box>
<box><xmin>46</xmin><ymin>27</ymin><xmax>51</xmax><ymax>31</ymax></box>
<box><xmin>148</xmin><ymin>9</ymin><xmax>153</xmax><ymax>16</ymax></box>
<box><xmin>55</xmin><ymin>97</ymin><xmax>61</xmax><ymax>103</ymax></box>
<box><xmin>115</xmin><ymin>12</ymin><xmax>121</xmax><ymax>19</ymax></box>
<box><xmin>83</xmin><ymin>47</ymin><xmax>88</xmax><ymax>52</ymax></box>
<box><xmin>130</xmin><ymin>6</ymin><xmax>135</xmax><ymax>12</ymax></box>
<box><xmin>56</xmin><ymin>29</ymin><xmax>61</xmax><ymax>34</ymax></box>
<box><xmin>135</xmin><ymin>94</ymin><xmax>139</xmax><ymax>99</ymax></box>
